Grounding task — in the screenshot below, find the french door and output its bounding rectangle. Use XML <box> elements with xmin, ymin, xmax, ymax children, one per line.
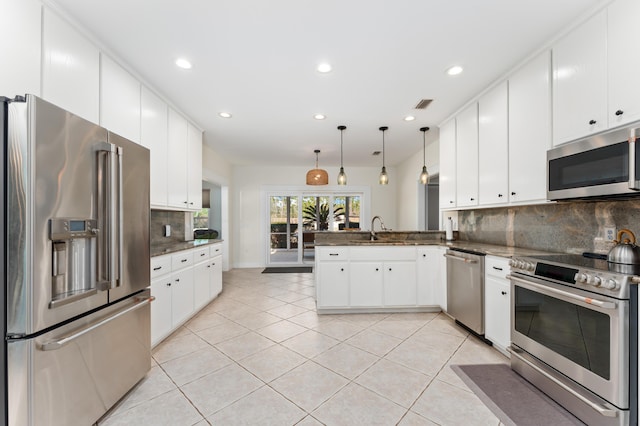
<box><xmin>266</xmin><ymin>191</ymin><xmax>363</xmax><ymax>266</ymax></box>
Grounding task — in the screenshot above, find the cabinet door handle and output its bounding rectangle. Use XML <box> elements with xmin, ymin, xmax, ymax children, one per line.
<box><xmin>493</xmin><ymin>266</ymin><xmax>503</xmax><ymax>271</ymax></box>
<box><xmin>422</xmin><ymin>254</ymin><xmax>426</xmax><ymax>257</ymax></box>
<box><xmin>200</xmin><ymin>253</ymin><xmax>206</xmax><ymax>257</ymax></box>
<box><xmin>207</xmin><ymin>265</ymin><xmax>211</xmax><ymax>268</ymax></box>
<box><xmin>181</xmin><ymin>259</ymin><xmax>187</xmax><ymax>263</ymax></box>
<box><xmin>511</xmin><ymin>192</ymin><xmax>516</xmax><ymax>196</ymax></box>
<box><xmin>388</xmin><ymin>268</ymin><xmax>392</xmax><ymax>271</ymax></box>
<box><xmin>501</xmin><ymin>291</ymin><xmax>507</xmax><ymax>295</ymax></box>
<box><xmin>166</xmin><ymin>282</ymin><xmax>171</xmax><ymax>287</ymax></box>
<box><xmin>375</xmin><ymin>268</ymin><xmax>379</xmax><ymax>271</ymax></box>
<box><xmin>175</xmin><ymin>278</ymin><xmax>180</xmax><ymax>282</ymax></box>
<box><xmin>616</xmin><ymin>110</ymin><xmax>624</xmax><ymax>116</ymax></box>
<box><xmin>589</xmin><ymin>119</ymin><xmax>597</xmax><ymax>125</ymax></box>
<box><xmin>470</xmin><ymin>198</ymin><xmax>475</xmax><ymax>201</ymax></box>
<box><xmin>329</xmin><ymin>253</ymin><xmax>339</xmax><ymax>256</ymax></box>
<box><xmin>153</xmin><ymin>266</ymin><xmax>162</xmax><ymax>271</ymax></box>
<box><xmin>449</xmin><ymin>200</ymin><xmax>454</xmax><ymax>204</ymax></box>
<box><xmin>340</xmin><ymin>268</ymin><xmax>344</xmax><ymax>272</ymax></box>
<box><xmin>498</xmin><ymin>194</ymin><xmax>503</xmax><ymax>198</ymax></box>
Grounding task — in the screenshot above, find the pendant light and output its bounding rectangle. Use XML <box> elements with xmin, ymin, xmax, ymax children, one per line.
<box><xmin>306</xmin><ymin>149</ymin><xmax>329</xmax><ymax>185</ymax></box>
<box><xmin>379</xmin><ymin>126</ymin><xmax>389</xmax><ymax>185</ymax></box>
<box><xmin>419</xmin><ymin>126</ymin><xmax>430</xmax><ymax>185</ymax></box>
<box><xmin>337</xmin><ymin>125</ymin><xmax>347</xmax><ymax>185</ymax></box>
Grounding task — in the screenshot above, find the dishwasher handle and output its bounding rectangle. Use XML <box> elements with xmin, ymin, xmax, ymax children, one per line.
<box><xmin>443</xmin><ymin>253</ymin><xmax>478</xmax><ymax>264</ymax></box>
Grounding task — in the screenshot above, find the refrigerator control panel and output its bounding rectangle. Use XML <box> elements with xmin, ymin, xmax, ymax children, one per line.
<box><xmin>50</xmin><ymin>218</ymin><xmax>98</xmax><ymax>240</ymax></box>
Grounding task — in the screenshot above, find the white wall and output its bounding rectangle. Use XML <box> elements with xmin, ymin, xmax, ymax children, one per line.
<box><xmin>395</xmin><ymin>139</ymin><xmax>440</xmax><ymax>231</ymax></box>
<box><xmin>231</xmin><ymin>165</ymin><xmax>398</xmax><ymax>268</ymax></box>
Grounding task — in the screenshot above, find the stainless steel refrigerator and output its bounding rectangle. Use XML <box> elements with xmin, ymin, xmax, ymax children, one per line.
<box><xmin>1</xmin><ymin>94</ymin><xmax>152</xmax><ymax>425</ymax></box>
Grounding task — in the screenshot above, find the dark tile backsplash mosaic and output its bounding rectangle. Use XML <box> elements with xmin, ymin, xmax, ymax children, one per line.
<box><xmin>150</xmin><ymin>210</ymin><xmax>187</xmax><ymax>246</ymax></box>
<box><xmin>458</xmin><ymin>199</ymin><xmax>640</xmax><ymax>254</ymax></box>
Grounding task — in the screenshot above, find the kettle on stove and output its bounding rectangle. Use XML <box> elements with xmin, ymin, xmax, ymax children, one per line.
<box><xmin>607</xmin><ymin>229</ymin><xmax>640</xmax><ymax>265</ymax></box>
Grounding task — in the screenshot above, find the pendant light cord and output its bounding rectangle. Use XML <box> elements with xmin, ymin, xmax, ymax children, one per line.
<box><xmin>340</xmin><ymin>129</ymin><xmax>344</xmax><ymax>168</ymax></box>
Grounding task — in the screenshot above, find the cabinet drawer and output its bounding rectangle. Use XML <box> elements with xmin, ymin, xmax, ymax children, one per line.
<box><xmin>350</xmin><ymin>246</ymin><xmax>416</xmax><ymax>261</ymax></box>
<box><xmin>172</xmin><ymin>251</ymin><xmax>194</xmax><ymax>270</ymax></box>
<box><xmin>485</xmin><ymin>256</ymin><xmax>510</xmax><ymax>279</ymax></box>
<box><xmin>151</xmin><ymin>255</ymin><xmax>172</xmax><ymax>279</ymax></box>
<box><xmin>210</xmin><ymin>243</ymin><xmax>222</xmax><ymax>258</ymax></box>
<box><xmin>317</xmin><ymin>247</ymin><xmax>348</xmax><ymax>261</ymax></box>
<box><xmin>193</xmin><ymin>247</ymin><xmax>209</xmax><ymax>263</ymax></box>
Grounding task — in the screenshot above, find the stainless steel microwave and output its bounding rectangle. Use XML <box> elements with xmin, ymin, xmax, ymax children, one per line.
<box><xmin>547</xmin><ymin>124</ymin><xmax>640</xmax><ymax>200</ymax></box>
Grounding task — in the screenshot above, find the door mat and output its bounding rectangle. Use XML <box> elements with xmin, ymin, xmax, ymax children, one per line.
<box><xmin>262</xmin><ymin>267</ymin><xmax>313</xmax><ymax>274</ymax></box>
<box><xmin>451</xmin><ymin>364</ymin><xmax>584</xmax><ymax>426</ymax></box>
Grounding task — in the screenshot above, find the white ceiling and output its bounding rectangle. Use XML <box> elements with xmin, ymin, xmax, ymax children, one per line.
<box><xmin>50</xmin><ymin>0</ymin><xmax>604</xmax><ymax>168</ymax></box>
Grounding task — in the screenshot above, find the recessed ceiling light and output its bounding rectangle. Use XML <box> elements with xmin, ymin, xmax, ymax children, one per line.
<box><xmin>314</xmin><ymin>114</ymin><xmax>326</xmax><ymax>120</ymax></box>
<box><xmin>446</xmin><ymin>65</ymin><xmax>463</xmax><ymax>76</ymax></box>
<box><xmin>218</xmin><ymin>112</ymin><xmax>232</xmax><ymax>118</ymax></box>
<box><xmin>317</xmin><ymin>63</ymin><xmax>332</xmax><ymax>73</ymax></box>
<box><xmin>404</xmin><ymin>115</ymin><xmax>416</xmax><ymax>121</ymax></box>
<box><xmin>175</xmin><ymin>58</ymin><xmax>192</xmax><ymax>69</ymax></box>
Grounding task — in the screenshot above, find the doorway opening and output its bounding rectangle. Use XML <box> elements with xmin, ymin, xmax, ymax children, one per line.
<box><xmin>418</xmin><ymin>174</ymin><xmax>439</xmax><ymax>231</ymax></box>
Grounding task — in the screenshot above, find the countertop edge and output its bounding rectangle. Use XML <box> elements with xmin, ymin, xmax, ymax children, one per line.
<box><xmin>151</xmin><ymin>239</ymin><xmax>224</xmax><ymax>257</ymax></box>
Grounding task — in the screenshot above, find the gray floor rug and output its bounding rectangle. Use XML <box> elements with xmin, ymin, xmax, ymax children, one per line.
<box><xmin>262</xmin><ymin>267</ymin><xmax>313</xmax><ymax>273</ymax></box>
<box><xmin>451</xmin><ymin>364</ymin><xmax>585</xmax><ymax>426</ymax></box>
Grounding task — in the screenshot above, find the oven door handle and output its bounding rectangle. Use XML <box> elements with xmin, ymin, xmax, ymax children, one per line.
<box><xmin>509</xmin><ymin>346</ymin><xmax>618</xmax><ymax>418</ymax></box>
<box><xmin>506</xmin><ymin>274</ymin><xmax>617</xmax><ymax>310</ymax></box>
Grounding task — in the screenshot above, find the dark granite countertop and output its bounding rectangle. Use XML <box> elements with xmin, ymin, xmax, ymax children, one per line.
<box><xmin>313</xmin><ymin>232</ymin><xmax>554</xmax><ymax>258</ymax></box>
<box><xmin>151</xmin><ymin>239</ymin><xmax>223</xmax><ymax>257</ymax></box>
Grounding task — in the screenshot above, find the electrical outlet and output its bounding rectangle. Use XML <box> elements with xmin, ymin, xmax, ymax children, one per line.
<box><xmin>163</xmin><ymin>224</ymin><xmax>171</xmax><ymax>237</ymax></box>
<box><xmin>604</xmin><ymin>227</ymin><xmax>616</xmax><ymax>241</ymax></box>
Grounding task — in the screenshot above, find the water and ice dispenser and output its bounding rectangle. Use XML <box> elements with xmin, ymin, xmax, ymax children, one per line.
<box><xmin>50</xmin><ymin>218</ymin><xmax>98</xmax><ymax>307</ymax></box>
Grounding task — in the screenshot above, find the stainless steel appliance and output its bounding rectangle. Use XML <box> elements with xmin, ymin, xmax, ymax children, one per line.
<box><xmin>445</xmin><ymin>249</ymin><xmax>485</xmax><ymax>335</ymax></box>
<box><xmin>547</xmin><ymin>123</ymin><xmax>640</xmax><ymax>201</ymax></box>
<box><xmin>1</xmin><ymin>95</ymin><xmax>152</xmax><ymax>425</ymax></box>
<box><xmin>508</xmin><ymin>253</ymin><xmax>638</xmax><ymax>426</ymax></box>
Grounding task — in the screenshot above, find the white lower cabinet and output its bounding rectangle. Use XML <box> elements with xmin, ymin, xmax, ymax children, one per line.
<box><xmin>170</xmin><ymin>266</ymin><xmax>195</xmax><ymax>327</ymax></box>
<box><xmin>417</xmin><ymin>246</ymin><xmax>445</xmax><ymax>307</ymax></box>
<box><xmin>150</xmin><ymin>244</ymin><xmax>224</xmax><ymax>346</ymax></box>
<box><xmin>209</xmin><ymin>254</ymin><xmax>223</xmax><ymax>299</ymax></box>
<box><xmin>317</xmin><ymin>262</ymin><xmax>349</xmax><ymax>307</ymax></box>
<box><xmin>349</xmin><ymin>262</ymin><xmax>384</xmax><ymax>307</ymax></box>
<box><xmin>484</xmin><ymin>255</ymin><xmax>511</xmax><ymax>355</ymax></box>
<box><xmin>150</xmin><ymin>274</ymin><xmax>173</xmax><ymax>347</ymax></box>
<box><xmin>383</xmin><ymin>261</ymin><xmax>416</xmax><ymax>306</ymax></box>
<box><xmin>316</xmin><ymin>246</ymin><xmax>443</xmax><ymax>311</ymax></box>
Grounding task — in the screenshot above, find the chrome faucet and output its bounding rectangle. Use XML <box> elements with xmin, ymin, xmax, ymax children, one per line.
<box><xmin>370</xmin><ymin>216</ymin><xmax>387</xmax><ymax>240</ymax></box>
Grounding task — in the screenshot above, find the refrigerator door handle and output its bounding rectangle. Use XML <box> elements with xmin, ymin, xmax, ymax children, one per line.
<box><xmin>39</xmin><ymin>295</ymin><xmax>154</xmax><ymax>351</ymax></box>
<box><xmin>96</xmin><ymin>142</ymin><xmax>123</xmax><ymax>290</ymax></box>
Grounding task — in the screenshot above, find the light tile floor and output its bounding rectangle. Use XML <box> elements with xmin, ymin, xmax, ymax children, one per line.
<box><xmin>99</xmin><ymin>268</ymin><xmax>509</xmax><ymax>426</ymax></box>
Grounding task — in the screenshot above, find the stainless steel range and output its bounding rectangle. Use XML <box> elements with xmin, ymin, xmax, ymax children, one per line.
<box><xmin>508</xmin><ymin>253</ymin><xmax>638</xmax><ymax>426</ymax></box>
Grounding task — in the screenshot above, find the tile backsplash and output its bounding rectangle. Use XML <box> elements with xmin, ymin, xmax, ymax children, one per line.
<box><xmin>151</xmin><ymin>210</ymin><xmax>187</xmax><ymax>246</ymax></box>
<box><xmin>457</xmin><ymin>199</ymin><xmax>640</xmax><ymax>254</ymax></box>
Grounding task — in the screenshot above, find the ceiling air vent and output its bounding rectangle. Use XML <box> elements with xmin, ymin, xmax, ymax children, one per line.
<box><xmin>414</xmin><ymin>99</ymin><xmax>433</xmax><ymax>110</ymax></box>
<box><xmin>372</xmin><ymin>151</ymin><xmax>381</xmax><ymax>156</ymax></box>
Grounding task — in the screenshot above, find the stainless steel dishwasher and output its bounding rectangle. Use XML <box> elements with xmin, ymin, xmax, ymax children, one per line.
<box><xmin>445</xmin><ymin>248</ymin><xmax>485</xmax><ymax>335</ymax></box>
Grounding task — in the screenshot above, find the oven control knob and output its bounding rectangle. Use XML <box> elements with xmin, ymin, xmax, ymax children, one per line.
<box><xmin>575</xmin><ymin>273</ymin><xmax>588</xmax><ymax>283</ymax></box>
<box><xmin>525</xmin><ymin>262</ymin><xmax>535</xmax><ymax>271</ymax></box>
<box><xmin>509</xmin><ymin>259</ymin><xmax>516</xmax><ymax>267</ymax></box>
<box><xmin>517</xmin><ymin>260</ymin><xmax>526</xmax><ymax>269</ymax></box>
<box><xmin>588</xmin><ymin>275</ymin><xmax>602</xmax><ymax>287</ymax></box>
<box><xmin>605</xmin><ymin>278</ymin><xmax>619</xmax><ymax>290</ymax></box>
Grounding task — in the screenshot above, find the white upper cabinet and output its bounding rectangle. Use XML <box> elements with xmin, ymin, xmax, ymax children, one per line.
<box><xmin>141</xmin><ymin>87</ymin><xmax>169</xmax><ymax>207</ymax></box>
<box><xmin>167</xmin><ymin>108</ymin><xmax>189</xmax><ymax>209</ymax></box>
<box><xmin>166</xmin><ymin>109</ymin><xmax>202</xmax><ymax>210</ymax></box>
<box><xmin>552</xmin><ymin>10</ymin><xmax>607</xmax><ymax>145</ymax></box>
<box><xmin>42</xmin><ymin>8</ymin><xmax>99</xmax><ymax>124</ymax></box>
<box><xmin>0</xmin><ymin>0</ymin><xmax>41</xmax><ymax>97</ymax></box>
<box><xmin>100</xmin><ymin>55</ymin><xmax>141</xmax><ymax>143</ymax></box>
<box><xmin>608</xmin><ymin>0</ymin><xmax>640</xmax><ymax>127</ymax></box>
<box><xmin>508</xmin><ymin>51</ymin><xmax>551</xmax><ymax>204</ymax></box>
<box><xmin>187</xmin><ymin>123</ymin><xmax>203</xmax><ymax>210</ymax></box>
<box><xmin>478</xmin><ymin>82</ymin><xmax>509</xmax><ymax>206</ymax></box>
<box><xmin>439</xmin><ymin>119</ymin><xmax>456</xmax><ymax>209</ymax></box>
<box><xmin>456</xmin><ymin>103</ymin><xmax>479</xmax><ymax>207</ymax></box>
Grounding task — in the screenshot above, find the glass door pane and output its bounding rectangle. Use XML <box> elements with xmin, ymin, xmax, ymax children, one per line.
<box><xmin>269</xmin><ymin>196</ymin><xmax>300</xmax><ymax>264</ymax></box>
